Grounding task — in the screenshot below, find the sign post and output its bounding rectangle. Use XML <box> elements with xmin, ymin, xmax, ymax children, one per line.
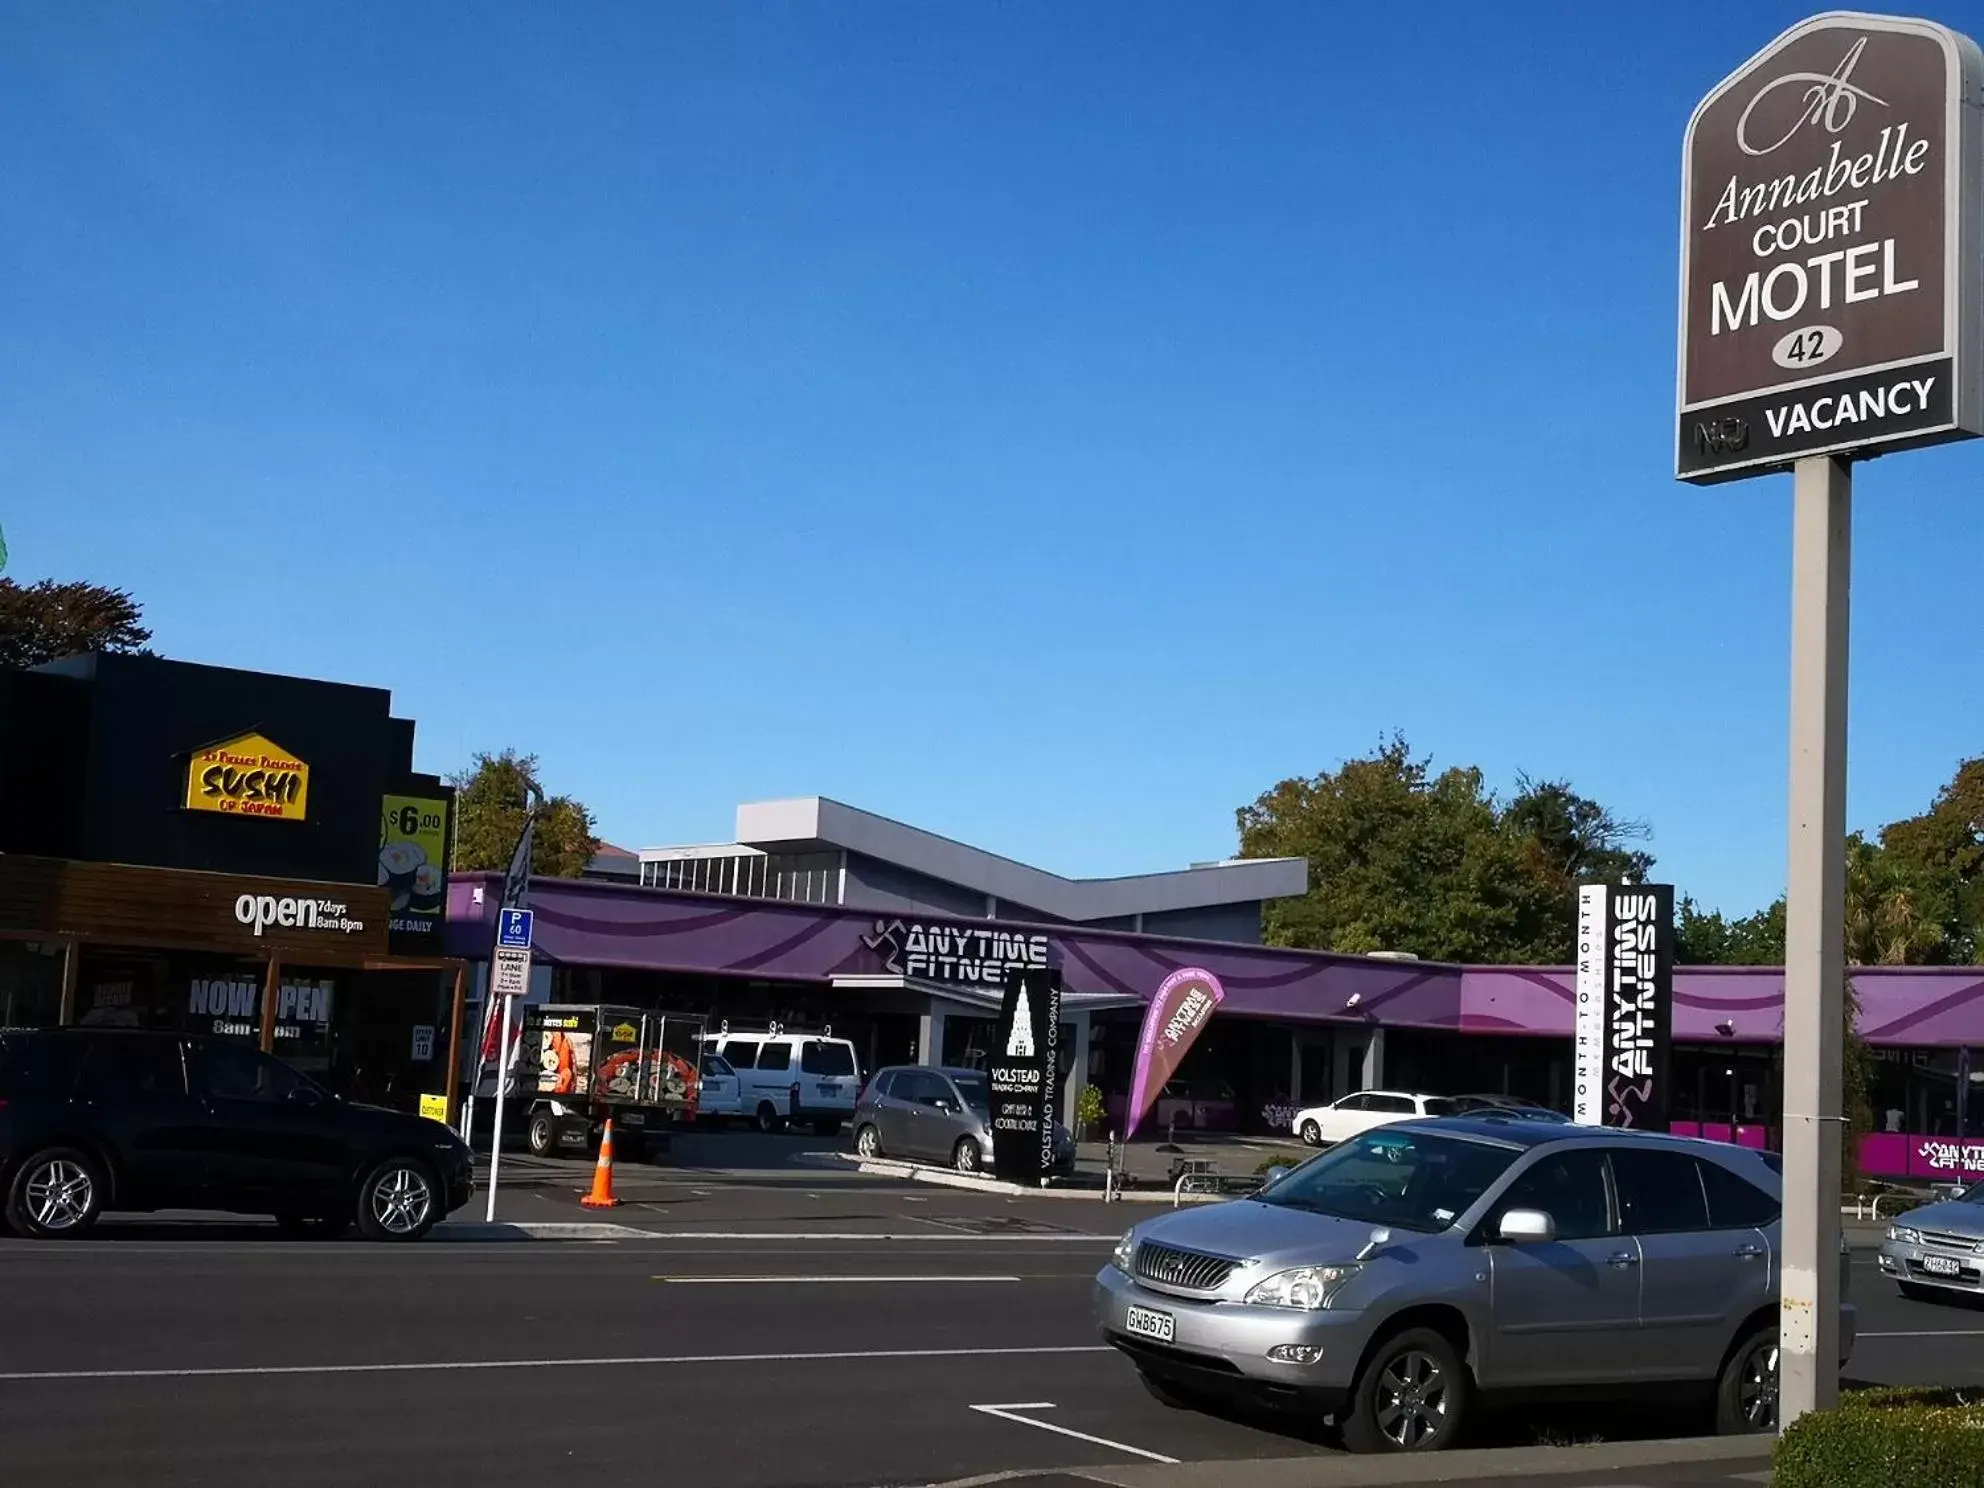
<box><xmin>1678</xmin><ymin>12</ymin><xmax>1982</xmax><ymax>1429</ymax></box>
<box><xmin>482</xmin><ymin>909</ymin><xmax>535</xmax><ymax>1224</ymax></box>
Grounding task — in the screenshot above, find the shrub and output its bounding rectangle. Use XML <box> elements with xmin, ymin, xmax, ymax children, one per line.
<box><xmin>1074</xmin><ymin>1085</ymin><xmax>1106</xmax><ymax>1138</ymax></box>
<box><xmin>1775</xmin><ymin>1387</ymin><xmax>1984</xmax><ymax>1488</ymax></box>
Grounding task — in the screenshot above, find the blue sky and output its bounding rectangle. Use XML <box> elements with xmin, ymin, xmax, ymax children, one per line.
<box><xmin>6</xmin><ymin>2</ymin><xmax>1981</xmax><ymax>916</ymax></box>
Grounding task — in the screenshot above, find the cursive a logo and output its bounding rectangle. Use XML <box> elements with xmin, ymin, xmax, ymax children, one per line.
<box><xmin>1737</xmin><ymin>37</ymin><xmax>1887</xmax><ymax>157</ymax></box>
<box><xmin>233</xmin><ymin>893</ymin><xmax>366</xmax><ymax>937</ymax></box>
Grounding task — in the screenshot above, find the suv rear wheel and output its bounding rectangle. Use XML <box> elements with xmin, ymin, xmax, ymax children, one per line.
<box><xmin>1341</xmin><ymin>1326</ymin><xmax>1469</xmax><ymax>1454</ymax></box>
<box><xmin>1714</xmin><ymin>1324</ymin><xmax>1779</xmax><ymax>1435</ymax></box>
<box><xmin>754</xmin><ymin>1102</ymin><xmax>785</xmax><ymax>1134</ymax></box>
<box><xmin>5</xmin><ymin>1148</ymin><xmax>105</xmax><ymax>1240</ymax></box>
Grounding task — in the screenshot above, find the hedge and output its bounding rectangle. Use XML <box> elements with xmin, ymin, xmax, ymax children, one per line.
<box><xmin>1775</xmin><ymin>1387</ymin><xmax>1984</xmax><ymax>1488</ymax></box>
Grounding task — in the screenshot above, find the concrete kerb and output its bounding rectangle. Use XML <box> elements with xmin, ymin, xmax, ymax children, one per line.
<box><xmin>431</xmin><ymin>1221</ymin><xmax>657</xmax><ymax>1241</ymax></box>
<box><xmin>946</xmin><ymin>1434</ymin><xmax>1775</xmax><ymax>1488</ymax></box>
<box><xmin>847</xmin><ymin>1156</ymin><xmax>1227</xmax><ymax>1204</ymax></box>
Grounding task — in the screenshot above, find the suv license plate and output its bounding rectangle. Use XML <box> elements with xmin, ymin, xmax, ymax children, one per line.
<box><xmin>1923</xmin><ymin>1255</ymin><xmax>1963</xmax><ymax>1277</ymax></box>
<box><xmin>618</xmin><ymin>1113</ymin><xmax>645</xmax><ymax>1127</ymax></box>
<box><xmin>1124</xmin><ymin>1305</ymin><xmax>1174</xmax><ymax>1343</ymax></box>
<box><xmin>820</xmin><ymin>1083</ymin><xmax>841</xmax><ymax>1096</ymax></box>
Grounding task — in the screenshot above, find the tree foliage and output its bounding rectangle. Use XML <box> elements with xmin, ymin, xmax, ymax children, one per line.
<box><xmin>450</xmin><ymin>750</ymin><xmax>599</xmax><ymax>879</ymax></box>
<box><xmin>1237</xmin><ymin>734</ymin><xmax>1649</xmax><ymax>963</ymax></box>
<box><xmin>0</xmin><ymin>578</ymin><xmax>151</xmax><ymax>670</ymax></box>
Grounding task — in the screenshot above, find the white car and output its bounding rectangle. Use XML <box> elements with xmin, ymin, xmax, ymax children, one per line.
<box><xmin>1291</xmin><ymin>1090</ymin><xmax>1457</xmax><ymax>1147</ymax></box>
<box><xmin>695</xmin><ymin>1052</ymin><xmax>743</xmax><ymax>1126</ymax></box>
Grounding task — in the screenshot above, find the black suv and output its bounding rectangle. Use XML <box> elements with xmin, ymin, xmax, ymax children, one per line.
<box><xmin>0</xmin><ymin>1028</ymin><xmax>474</xmax><ymax>1241</ymax></box>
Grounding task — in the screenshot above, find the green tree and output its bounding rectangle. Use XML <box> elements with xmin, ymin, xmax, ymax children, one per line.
<box><xmin>0</xmin><ymin>578</ymin><xmax>151</xmax><ymax>669</ymax></box>
<box><xmin>1503</xmin><ymin>773</ymin><xmax>1654</xmax><ymax>892</ymax></box>
<box><xmin>1237</xmin><ymin>734</ymin><xmax>1572</xmax><ymax>963</ymax></box>
<box><xmin>450</xmin><ymin>750</ymin><xmax>599</xmax><ymax>878</ymax></box>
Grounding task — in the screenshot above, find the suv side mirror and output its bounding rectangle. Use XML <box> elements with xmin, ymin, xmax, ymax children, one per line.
<box><xmin>1498</xmin><ymin>1208</ymin><xmax>1557</xmax><ymax>1244</ymax></box>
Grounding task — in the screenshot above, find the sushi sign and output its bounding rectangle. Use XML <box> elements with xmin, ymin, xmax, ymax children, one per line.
<box><xmin>185</xmin><ymin>731</ymin><xmax>310</xmax><ymax>821</ymax></box>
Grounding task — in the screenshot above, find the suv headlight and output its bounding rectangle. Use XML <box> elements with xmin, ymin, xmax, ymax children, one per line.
<box><xmin>1111</xmin><ymin>1229</ymin><xmax>1137</xmax><ymax>1273</ymax></box>
<box><xmin>1890</xmin><ymin>1225</ymin><xmax>1922</xmax><ymax>1246</ymax></box>
<box><xmin>1245</xmin><ymin>1264</ymin><xmax>1362</xmax><ymax>1311</ymax></box>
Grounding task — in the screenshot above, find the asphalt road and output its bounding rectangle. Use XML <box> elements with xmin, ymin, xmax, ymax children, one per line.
<box><xmin>3</xmin><ymin>1163</ymin><xmax>1980</xmax><ymax>1488</ymax></box>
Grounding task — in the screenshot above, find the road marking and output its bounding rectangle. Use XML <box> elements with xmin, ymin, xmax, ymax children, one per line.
<box><xmin>968</xmin><ymin>1403</ymin><xmax>1179</xmax><ymax>1465</ymax></box>
<box><xmin>0</xmin><ymin>1344</ymin><xmax>1113</xmax><ymax>1384</ymax></box>
<box><xmin>610</xmin><ymin>1231</ymin><xmax>1113</xmax><ymax>1242</ymax></box>
<box><xmin>654</xmin><ymin>1275</ymin><xmax>1021</xmax><ymax>1285</ymax></box>
<box><xmin>1859</xmin><ymin>1328</ymin><xmax>1984</xmax><ymax>1338</ymax></box>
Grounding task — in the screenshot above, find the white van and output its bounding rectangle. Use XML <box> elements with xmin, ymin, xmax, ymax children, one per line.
<box><xmin>701</xmin><ymin>1028</ymin><xmax>861</xmax><ymax>1135</ymax></box>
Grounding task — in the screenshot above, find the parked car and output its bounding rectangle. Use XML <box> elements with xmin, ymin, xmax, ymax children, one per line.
<box><xmin>0</xmin><ymin>1028</ymin><xmax>474</xmax><ymax>1241</ymax></box>
<box><xmin>699</xmin><ymin>1029</ymin><xmax>861</xmax><ymax>1135</ymax></box>
<box><xmin>1448</xmin><ymin>1095</ymin><xmax>1571</xmax><ymax>1123</ymax></box>
<box><xmin>694</xmin><ymin>1052</ymin><xmax>744</xmax><ymax>1126</ymax></box>
<box><xmin>1880</xmin><ymin>1183</ymin><xmax>1984</xmax><ymax>1300</ymax></box>
<box><xmin>852</xmin><ymin>1064</ymin><xmax>1076</xmax><ymax>1177</ymax></box>
<box><xmin>1095</xmin><ymin>1116</ymin><xmax>1856</xmax><ymax>1453</ymax></box>
<box><xmin>1292</xmin><ymin>1090</ymin><xmax>1456</xmax><ymax>1146</ymax></box>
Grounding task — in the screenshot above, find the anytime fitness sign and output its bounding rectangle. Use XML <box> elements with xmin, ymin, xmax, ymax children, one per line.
<box><xmin>1677</xmin><ymin>12</ymin><xmax>1983</xmax><ymax>481</ymax></box>
<box><xmin>1573</xmin><ymin>884</ymin><xmax>1675</xmax><ymax>1130</ymax></box>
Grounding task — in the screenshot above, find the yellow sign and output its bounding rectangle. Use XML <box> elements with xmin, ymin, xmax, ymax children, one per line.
<box><xmin>610</xmin><ymin>1022</ymin><xmax>638</xmax><ymax>1043</ymax></box>
<box><xmin>419</xmin><ymin>1093</ymin><xmax>450</xmax><ymax>1124</ymax></box>
<box><xmin>380</xmin><ymin>794</ymin><xmax>450</xmax><ymax>935</ymax></box>
<box><xmin>186</xmin><ymin>732</ymin><xmax>310</xmax><ymax>821</ymax></box>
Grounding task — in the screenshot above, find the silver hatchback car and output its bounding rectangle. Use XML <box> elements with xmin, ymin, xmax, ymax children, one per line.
<box><xmin>1095</xmin><ymin>1118</ymin><xmax>1856</xmax><ymax>1453</ymax></box>
<box><xmin>853</xmin><ymin>1065</ymin><xmax>1076</xmax><ymax>1176</ymax></box>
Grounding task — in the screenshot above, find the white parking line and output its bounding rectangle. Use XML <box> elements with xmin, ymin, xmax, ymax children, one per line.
<box><xmin>968</xmin><ymin>1403</ymin><xmax>1179</xmax><ymax>1464</ymax></box>
<box><xmin>654</xmin><ymin>1275</ymin><xmax>1021</xmax><ymax>1285</ymax></box>
<box><xmin>0</xmin><ymin>1344</ymin><xmax>1114</xmax><ymax>1384</ymax></box>
<box><xmin>1859</xmin><ymin>1328</ymin><xmax>1984</xmax><ymax>1338</ymax></box>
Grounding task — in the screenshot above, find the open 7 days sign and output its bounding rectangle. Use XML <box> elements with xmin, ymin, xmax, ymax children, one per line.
<box><xmin>1677</xmin><ymin>13</ymin><xmax>1984</xmax><ymax>482</ymax></box>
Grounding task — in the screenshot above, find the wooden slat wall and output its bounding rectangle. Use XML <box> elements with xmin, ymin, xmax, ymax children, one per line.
<box><xmin>0</xmin><ymin>856</ymin><xmax>391</xmax><ymax>959</ymax></box>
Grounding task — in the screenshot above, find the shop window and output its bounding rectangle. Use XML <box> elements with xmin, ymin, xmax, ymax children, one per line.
<box><xmin>0</xmin><ymin>941</ymin><xmax>63</xmax><ymax>1028</ymax></box>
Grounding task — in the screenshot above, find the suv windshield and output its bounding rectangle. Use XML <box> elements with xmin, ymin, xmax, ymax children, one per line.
<box><xmin>951</xmin><ymin>1072</ymin><xmax>991</xmax><ymax>1112</ymax></box>
<box><xmin>1258</xmin><ymin>1128</ymin><xmax>1523</xmax><ymax>1233</ymax></box>
<box><xmin>699</xmin><ymin>1055</ymin><xmax>734</xmax><ymax>1078</ymax></box>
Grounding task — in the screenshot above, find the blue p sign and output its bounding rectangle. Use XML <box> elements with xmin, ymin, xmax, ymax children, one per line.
<box><xmin>497</xmin><ymin>908</ymin><xmax>534</xmax><ymax>950</ymax></box>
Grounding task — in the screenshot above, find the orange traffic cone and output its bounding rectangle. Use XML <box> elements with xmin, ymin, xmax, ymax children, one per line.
<box><xmin>580</xmin><ymin>1119</ymin><xmax>623</xmax><ymax>1209</ymax></box>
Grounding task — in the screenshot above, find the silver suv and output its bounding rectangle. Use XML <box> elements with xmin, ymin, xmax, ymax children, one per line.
<box><xmin>1094</xmin><ymin>1117</ymin><xmax>1856</xmax><ymax>1453</ymax></box>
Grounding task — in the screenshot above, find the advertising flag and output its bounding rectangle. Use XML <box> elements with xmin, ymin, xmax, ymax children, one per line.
<box><xmin>1124</xmin><ymin>967</ymin><xmax>1225</xmax><ymax>1140</ymax></box>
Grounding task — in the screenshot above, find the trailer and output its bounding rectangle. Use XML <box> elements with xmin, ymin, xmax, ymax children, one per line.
<box><xmin>499</xmin><ymin>1004</ymin><xmax>706</xmax><ymax>1163</ymax></box>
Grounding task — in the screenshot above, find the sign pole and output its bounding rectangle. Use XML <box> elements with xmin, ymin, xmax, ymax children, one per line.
<box><xmin>1779</xmin><ymin>453</ymin><xmax>1851</xmax><ymax>1427</ymax></box>
<box><xmin>483</xmin><ymin>990</ymin><xmax>516</xmax><ymax>1225</ymax></box>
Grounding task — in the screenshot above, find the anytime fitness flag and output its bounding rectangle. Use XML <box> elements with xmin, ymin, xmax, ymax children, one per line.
<box><xmin>1573</xmin><ymin>884</ymin><xmax>1675</xmax><ymax>1129</ymax></box>
<box><xmin>1124</xmin><ymin>967</ymin><xmax>1225</xmax><ymax>1140</ymax></box>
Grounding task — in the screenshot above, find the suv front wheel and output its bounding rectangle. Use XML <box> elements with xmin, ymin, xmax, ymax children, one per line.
<box><xmin>355</xmin><ymin>1158</ymin><xmax>440</xmax><ymax>1242</ymax></box>
<box><xmin>5</xmin><ymin>1148</ymin><xmax>106</xmax><ymax>1240</ymax></box>
<box><xmin>1340</xmin><ymin>1326</ymin><xmax>1470</xmax><ymax>1454</ymax></box>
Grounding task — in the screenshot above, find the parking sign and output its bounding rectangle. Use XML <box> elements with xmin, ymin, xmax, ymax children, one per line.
<box><xmin>497</xmin><ymin>908</ymin><xmax>534</xmax><ymax>950</ymax></box>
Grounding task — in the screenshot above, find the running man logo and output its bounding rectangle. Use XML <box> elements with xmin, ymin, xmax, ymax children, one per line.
<box><xmin>1005</xmin><ymin>987</ymin><xmax>1035</xmax><ymax>1058</ymax></box>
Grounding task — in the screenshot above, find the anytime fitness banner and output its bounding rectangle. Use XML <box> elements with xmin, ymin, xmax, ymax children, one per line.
<box><xmin>1573</xmin><ymin>884</ymin><xmax>1675</xmax><ymax>1129</ymax></box>
<box><xmin>1124</xmin><ymin>967</ymin><xmax>1226</xmax><ymax>1140</ymax></box>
